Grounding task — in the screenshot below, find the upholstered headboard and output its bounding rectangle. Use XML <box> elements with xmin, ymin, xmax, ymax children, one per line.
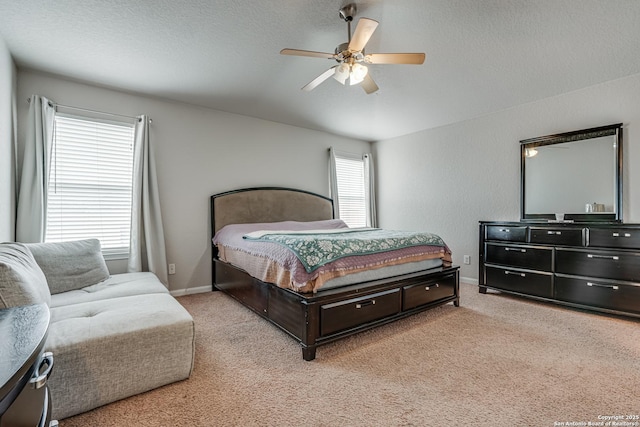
<box><xmin>210</xmin><ymin>187</ymin><xmax>334</xmax><ymax>236</ymax></box>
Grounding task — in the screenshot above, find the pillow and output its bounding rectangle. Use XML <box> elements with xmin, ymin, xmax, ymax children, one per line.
<box><xmin>26</xmin><ymin>239</ymin><xmax>110</xmax><ymax>294</ymax></box>
<box><xmin>0</xmin><ymin>242</ymin><xmax>52</xmax><ymax>309</ymax></box>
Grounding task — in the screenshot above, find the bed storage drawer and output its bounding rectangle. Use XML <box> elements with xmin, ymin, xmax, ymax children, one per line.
<box><xmin>555</xmin><ymin>276</ymin><xmax>640</xmax><ymax>314</ymax></box>
<box><xmin>320</xmin><ymin>289</ymin><xmax>400</xmax><ymax>336</ymax></box>
<box><xmin>214</xmin><ymin>260</ymin><xmax>269</xmax><ymax>314</ymax></box>
<box><xmin>402</xmin><ymin>274</ymin><xmax>456</xmax><ymax>310</ymax></box>
<box><xmin>485</xmin><ymin>243</ymin><xmax>552</xmax><ymax>271</ymax></box>
<box><xmin>484</xmin><ymin>265</ymin><xmax>553</xmax><ymax>298</ymax></box>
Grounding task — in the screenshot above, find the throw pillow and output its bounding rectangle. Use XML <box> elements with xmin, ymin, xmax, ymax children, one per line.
<box><xmin>26</xmin><ymin>239</ymin><xmax>110</xmax><ymax>294</ymax></box>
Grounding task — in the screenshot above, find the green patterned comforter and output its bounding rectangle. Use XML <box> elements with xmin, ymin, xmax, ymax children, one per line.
<box><xmin>243</xmin><ymin>228</ymin><xmax>448</xmax><ymax>273</ymax></box>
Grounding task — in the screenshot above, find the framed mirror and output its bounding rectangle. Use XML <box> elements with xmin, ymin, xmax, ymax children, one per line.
<box><xmin>520</xmin><ymin>123</ymin><xmax>623</xmax><ymax>223</ymax></box>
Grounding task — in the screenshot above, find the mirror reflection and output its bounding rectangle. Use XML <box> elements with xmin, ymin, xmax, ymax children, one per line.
<box><xmin>520</xmin><ymin>124</ymin><xmax>622</xmax><ymax>222</ymax></box>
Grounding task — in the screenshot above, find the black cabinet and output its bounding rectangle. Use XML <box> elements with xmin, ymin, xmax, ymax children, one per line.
<box><xmin>479</xmin><ymin>222</ymin><xmax>640</xmax><ymax>318</ymax></box>
<box><xmin>0</xmin><ymin>303</ymin><xmax>55</xmax><ymax>427</ymax></box>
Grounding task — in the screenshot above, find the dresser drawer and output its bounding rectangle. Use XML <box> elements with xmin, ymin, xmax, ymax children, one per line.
<box><xmin>484</xmin><ymin>265</ymin><xmax>553</xmax><ymax>298</ymax></box>
<box><xmin>556</xmin><ymin>248</ymin><xmax>640</xmax><ymax>282</ymax></box>
<box><xmin>320</xmin><ymin>288</ymin><xmax>400</xmax><ymax>336</ymax></box>
<box><xmin>486</xmin><ymin>225</ymin><xmax>527</xmax><ymax>242</ymax></box>
<box><xmin>588</xmin><ymin>228</ymin><xmax>640</xmax><ymax>250</ymax></box>
<box><xmin>530</xmin><ymin>227</ymin><xmax>584</xmax><ymax>246</ymax></box>
<box><xmin>555</xmin><ymin>276</ymin><xmax>640</xmax><ymax>314</ymax></box>
<box><xmin>485</xmin><ymin>243</ymin><xmax>553</xmax><ymax>271</ymax></box>
<box><xmin>402</xmin><ymin>274</ymin><xmax>456</xmax><ymax>311</ymax></box>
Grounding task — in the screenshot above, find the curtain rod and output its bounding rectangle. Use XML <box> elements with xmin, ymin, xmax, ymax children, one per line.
<box><xmin>27</xmin><ymin>98</ymin><xmax>152</xmax><ymax>122</ymax></box>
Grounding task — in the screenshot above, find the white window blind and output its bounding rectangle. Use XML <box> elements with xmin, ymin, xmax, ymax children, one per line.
<box><xmin>335</xmin><ymin>155</ymin><xmax>367</xmax><ymax>228</ymax></box>
<box><xmin>46</xmin><ymin>114</ymin><xmax>135</xmax><ymax>258</ymax></box>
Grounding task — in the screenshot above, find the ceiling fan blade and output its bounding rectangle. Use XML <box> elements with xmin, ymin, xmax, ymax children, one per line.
<box><xmin>348</xmin><ymin>18</ymin><xmax>379</xmax><ymax>52</ymax></box>
<box><xmin>302</xmin><ymin>67</ymin><xmax>337</xmax><ymax>92</ymax></box>
<box><xmin>280</xmin><ymin>48</ymin><xmax>336</xmax><ymax>60</ymax></box>
<box><xmin>365</xmin><ymin>53</ymin><xmax>426</xmax><ymax>64</ymax></box>
<box><xmin>361</xmin><ymin>73</ymin><xmax>379</xmax><ymax>94</ymax></box>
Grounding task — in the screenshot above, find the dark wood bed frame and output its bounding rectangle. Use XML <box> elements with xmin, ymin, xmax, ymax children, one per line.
<box><xmin>210</xmin><ymin>187</ymin><xmax>460</xmax><ymax>360</ymax></box>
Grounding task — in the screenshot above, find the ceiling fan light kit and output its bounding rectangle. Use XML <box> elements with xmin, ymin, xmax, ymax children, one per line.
<box><xmin>333</xmin><ymin>63</ymin><xmax>350</xmax><ymax>84</ymax></box>
<box><xmin>349</xmin><ymin>63</ymin><xmax>368</xmax><ymax>85</ymax></box>
<box><xmin>280</xmin><ymin>3</ymin><xmax>426</xmax><ymax>95</ymax></box>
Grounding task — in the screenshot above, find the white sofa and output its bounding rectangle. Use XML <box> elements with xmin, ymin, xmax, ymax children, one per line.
<box><xmin>0</xmin><ymin>239</ymin><xmax>195</xmax><ymax>420</ymax></box>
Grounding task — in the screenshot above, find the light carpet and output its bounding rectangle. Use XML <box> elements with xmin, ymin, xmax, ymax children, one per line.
<box><xmin>60</xmin><ymin>282</ymin><xmax>640</xmax><ymax>426</ymax></box>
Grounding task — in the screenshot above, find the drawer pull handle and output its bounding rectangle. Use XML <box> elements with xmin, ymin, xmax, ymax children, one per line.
<box><xmin>504</xmin><ymin>271</ymin><xmax>525</xmax><ymax>277</ymax></box>
<box><xmin>355</xmin><ymin>300</ymin><xmax>376</xmax><ymax>309</ymax></box>
<box><xmin>611</xmin><ymin>232</ymin><xmax>631</xmax><ymax>238</ymax></box>
<box><xmin>586</xmin><ymin>282</ymin><xmax>619</xmax><ymax>290</ymax></box>
<box><xmin>425</xmin><ymin>284</ymin><xmax>440</xmax><ymax>291</ymax></box>
<box><xmin>30</xmin><ymin>352</ymin><xmax>54</xmax><ymax>389</ymax></box>
<box><xmin>587</xmin><ymin>254</ymin><xmax>619</xmax><ymax>261</ymax></box>
<box><xmin>504</xmin><ymin>248</ymin><xmax>526</xmax><ymax>253</ymax></box>
<box><xmin>547</xmin><ymin>231</ymin><xmax>562</xmax><ymax>235</ymax></box>
<box><xmin>499</xmin><ymin>228</ymin><xmax>510</xmax><ymax>233</ymax></box>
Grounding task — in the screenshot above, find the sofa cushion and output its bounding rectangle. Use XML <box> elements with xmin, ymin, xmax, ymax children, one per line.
<box><xmin>0</xmin><ymin>242</ymin><xmax>52</xmax><ymax>309</ymax></box>
<box><xmin>46</xmin><ymin>292</ymin><xmax>195</xmax><ymax>419</ymax></box>
<box><xmin>50</xmin><ymin>272</ymin><xmax>169</xmax><ymax>308</ymax></box>
<box><xmin>26</xmin><ymin>239</ymin><xmax>110</xmax><ymax>294</ymax></box>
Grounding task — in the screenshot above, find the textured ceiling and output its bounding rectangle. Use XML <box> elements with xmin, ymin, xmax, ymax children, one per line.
<box><xmin>1</xmin><ymin>0</ymin><xmax>640</xmax><ymax>141</ymax></box>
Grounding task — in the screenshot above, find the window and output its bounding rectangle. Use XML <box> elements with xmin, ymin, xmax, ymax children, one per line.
<box><xmin>330</xmin><ymin>149</ymin><xmax>376</xmax><ymax>228</ymax></box>
<box><xmin>46</xmin><ymin>114</ymin><xmax>135</xmax><ymax>259</ymax></box>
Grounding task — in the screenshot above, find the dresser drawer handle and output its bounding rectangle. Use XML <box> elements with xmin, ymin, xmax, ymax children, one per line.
<box><xmin>504</xmin><ymin>271</ymin><xmax>525</xmax><ymax>277</ymax></box>
<box><xmin>425</xmin><ymin>284</ymin><xmax>440</xmax><ymax>291</ymax></box>
<box><xmin>504</xmin><ymin>248</ymin><xmax>526</xmax><ymax>253</ymax></box>
<box><xmin>586</xmin><ymin>282</ymin><xmax>619</xmax><ymax>290</ymax></box>
<box><xmin>30</xmin><ymin>352</ymin><xmax>54</xmax><ymax>389</ymax></box>
<box><xmin>547</xmin><ymin>231</ymin><xmax>562</xmax><ymax>235</ymax></box>
<box><xmin>498</xmin><ymin>228</ymin><xmax>510</xmax><ymax>233</ymax></box>
<box><xmin>355</xmin><ymin>300</ymin><xmax>376</xmax><ymax>309</ymax></box>
<box><xmin>612</xmin><ymin>232</ymin><xmax>632</xmax><ymax>238</ymax></box>
<box><xmin>587</xmin><ymin>254</ymin><xmax>619</xmax><ymax>261</ymax></box>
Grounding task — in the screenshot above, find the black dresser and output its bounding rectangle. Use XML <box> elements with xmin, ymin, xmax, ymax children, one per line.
<box><xmin>479</xmin><ymin>221</ymin><xmax>640</xmax><ymax>317</ymax></box>
<box><xmin>0</xmin><ymin>303</ymin><xmax>55</xmax><ymax>427</ymax></box>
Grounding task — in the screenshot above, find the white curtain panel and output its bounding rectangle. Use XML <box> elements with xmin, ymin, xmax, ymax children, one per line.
<box><xmin>328</xmin><ymin>147</ymin><xmax>341</xmax><ymax>219</ymax></box>
<box><xmin>16</xmin><ymin>95</ymin><xmax>56</xmax><ymax>242</ymax></box>
<box><xmin>364</xmin><ymin>153</ymin><xmax>377</xmax><ymax>228</ymax></box>
<box><xmin>127</xmin><ymin>115</ymin><xmax>169</xmax><ymax>286</ymax></box>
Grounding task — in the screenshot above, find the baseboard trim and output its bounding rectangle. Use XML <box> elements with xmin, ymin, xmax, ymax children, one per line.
<box><xmin>170</xmin><ymin>285</ymin><xmax>211</xmax><ymax>297</ymax></box>
<box><xmin>460</xmin><ymin>276</ymin><xmax>478</xmax><ymax>286</ymax></box>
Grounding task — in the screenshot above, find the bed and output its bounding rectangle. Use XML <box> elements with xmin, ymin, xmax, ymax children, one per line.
<box><xmin>210</xmin><ymin>187</ymin><xmax>460</xmax><ymax>360</ymax></box>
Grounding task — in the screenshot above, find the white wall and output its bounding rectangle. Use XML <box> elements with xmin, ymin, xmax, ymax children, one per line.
<box><xmin>17</xmin><ymin>70</ymin><xmax>370</xmax><ymax>293</ymax></box>
<box><xmin>0</xmin><ymin>36</ymin><xmax>16</xmax><ymax>242</ymax></box>
<box><xmin>374</xmin><ymin>73</ymin><xmax>640</xmax><ymax>283</ymax></box>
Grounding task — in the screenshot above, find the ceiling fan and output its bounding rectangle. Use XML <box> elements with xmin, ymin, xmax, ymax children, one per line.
<box><xmin>280</xmin><ymin>3</ymin><xmax>425</xmax><ymax>94</ymax></box>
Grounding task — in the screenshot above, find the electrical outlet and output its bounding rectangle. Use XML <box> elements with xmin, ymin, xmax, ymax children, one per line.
<box><xmin>168</xmin><ymin>263</ymin><xmax>176</xmax><ymax>275</ymax></box>
<box><xmin>463</xmin><ymin>255</ymin><xmax>471</xmax><ymax>265</ymax></box>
